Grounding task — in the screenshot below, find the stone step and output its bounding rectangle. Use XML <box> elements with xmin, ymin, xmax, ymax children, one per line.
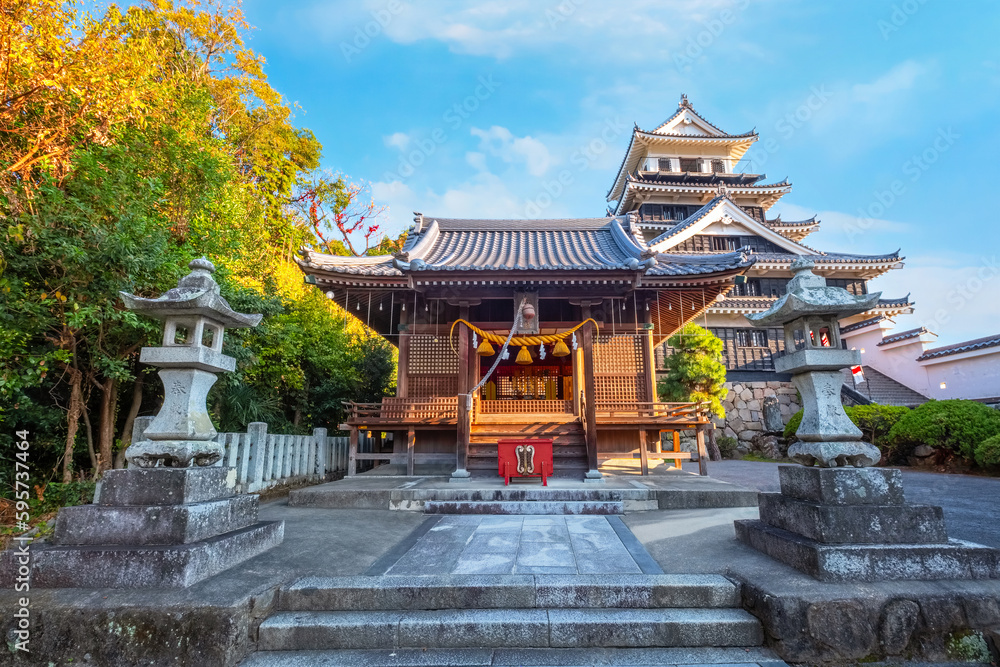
<box><xmin>256</xmin><ymin>608</ymin><xmax>764</xmax><ymax>651</ymax></box>
<box><xmin>240</xmin><ymin>646</ymin><xmax>787</xmax><ymax>666</ymax></box>
<box><xmin>277</xmin><ymin>574</ymin><xmax>741</xmax><ymax>611</ymax></box>
<box><xmin>423</xmin><ymin>500</ymin><xmax>624</xmax><ymax>515</ymax></box>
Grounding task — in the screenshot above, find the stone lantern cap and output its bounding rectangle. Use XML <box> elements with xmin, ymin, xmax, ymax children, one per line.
<box><xmin>746</xmin><ymin>258</ymin><xmax>881</xmax><ymax>327</ymax></box>
<box><xmin>119</xmin><ymin>258</ymin><xmax>262</xmax><ymax>328</ymax></box>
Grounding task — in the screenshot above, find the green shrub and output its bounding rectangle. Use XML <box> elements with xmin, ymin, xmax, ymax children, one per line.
<box><xmin>975</xmin><ymin>434</ymin><xmax>1000</xmax><ymax>467</ymax></box>
<box><xmin>783</xmin><ymin>409</ymin><xmax>803</xmax><ymax>439</ymax></box>
<box><xmin>716</xmin><ymin>436</ymin><xmax>739</xmax><ymax>459</ymax></box>
<box><xmin>887</xmin><ymin>400</ymin><xmax>1000</xmax><ymax>459</ymax></box>
<box><xmin>782</xmin><ymin>404</ymin><xmax>909</xmax><ymax>453</ymax></box>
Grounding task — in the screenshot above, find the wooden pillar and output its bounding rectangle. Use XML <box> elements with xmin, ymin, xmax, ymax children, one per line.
<box><xmin>641</xmin><ymin>300</ymin><xmax>657</xmax><ymax>413</ymax></box>
<box><xmin>638</xmin><ymin>429</ymin><xmax>649</xmax><ymax>476</ymax></box>
<box><xmin>581</xmin><ymin>320</ymin><xmax>600</xmax><ymax>478</ymax></box>
<box><xmin>673</xmin><ymin>430</ymin><xmax>681</xmax><ymax>452</ymax></box>
<box><xmin>348</xmin><ymin>426</ymin><xmax>358</xmax><ymax>477</ymax></box>
<box><xmin>406</xmin><ymin>427</ymin><xmax>415</xmax><ymax>477</ymax></box>
<box><xmin>454</xmin><ymin>320</ymin><xmax>472</xmax><ymax>478</ymax></box>
<box><xmin>397</xmin><ymin>308</ymin><xmax>409</xmax><ymax>398</ymax></box>
<box><xmin>696</xmin><ymin>424</ymin><xmax>709</xmax><ymax>476</ymax></box>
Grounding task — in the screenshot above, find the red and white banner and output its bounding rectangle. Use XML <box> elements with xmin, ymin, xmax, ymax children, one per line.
<box><xmin>851</xmin><ymin>365</ymin><xmax>865</xmax><ymax>385</ymax></box>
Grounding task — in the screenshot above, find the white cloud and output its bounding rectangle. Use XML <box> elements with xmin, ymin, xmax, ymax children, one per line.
<box><xmin>869</xmin><ymin>252</ymin><xmax>1000</xmax><ymax>345</ymax></box>
<box><xmin>300</xmin><ymin>0</ymin><xmax>760</xmax><ymax>61</ymax></box>
<box><xmin>471</xmin><ymin>125</ymin><xmax>553</xmax><ymax>176</ymax></box>
<box><xmin>850</xmin><ymin>60</ymin><xmax>926</xmax><ymax>104</ymax></box>
<box><xmin>383</xmin><ymin>132</ymin><xmax>411</xmax><ymax>150</ymax></box>
<box><xmin>773</xmin><ymin>203</ymin><xmax>910</xmax><ymax>253</ymax></box>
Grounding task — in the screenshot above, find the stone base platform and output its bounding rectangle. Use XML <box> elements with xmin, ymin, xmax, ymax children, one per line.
<box><xmin>0</xmin><ymin>466</ymin><xmax>285</xmax><ymax>589</ymax></box>
<box><xmin>22</xmin><ymin>520</ymin><xmax>284</xmax><ymax>588</ymax></box>
<box><xmin>736</xmin><ymin>465</ymin><xmax>1000</xmax><ymax>582</ymax></box>
<box><xmin>735</xmin><ymin>519</ymin><xmax>1000</xmax><ymax>582</ymax></box>
<box><xmin>289</xmin><ymin>470</ymin><xmax>759</xmax><ymax>513</ymax></box>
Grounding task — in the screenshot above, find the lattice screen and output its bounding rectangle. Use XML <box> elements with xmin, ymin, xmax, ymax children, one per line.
<box><xmin>408</xmin><ymin>375</ymin><xmax>458</xmax><ymax>398</ymax></box>
<box><xmin>594</xmin><ymin>335</ymin><xmax>643</xmax><ymax>374</ymax></box>
<box><xmin>594</xmin><ymin>375</ymin><xmax>645</xmax><ymax>402</ymax></box>
<box><xmin>407</xmin><ymin>335</ymin><xmax>459</xmax><ymax>375</ymax></box>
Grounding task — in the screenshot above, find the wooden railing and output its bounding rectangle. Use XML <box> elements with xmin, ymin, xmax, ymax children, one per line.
<box><xmin>344</xmin><ymin>397</ymin><xmax>457</xmax><ymax>425</ymax></box>
<box><xmin>594</xmin><ymin>401</ymin><xmax>710</xmax><ymax>424</ymax></box>
<box><xmin>478</xmin><ymin>399</ymin><xmax>573</xmax><ymax>414</ymax></box>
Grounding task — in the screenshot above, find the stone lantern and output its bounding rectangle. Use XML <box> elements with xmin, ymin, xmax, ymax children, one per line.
<box><xmin>735</xmin><ymin>258</ymin><xmax>1000</xmax><ymax>582</ymax></box>
<box><xmin>746</xmin><ymin>258</ymin><xmax>882</xmax><ymax>467</ymax></box>
<box><xmin>120</xmin><ymin>257</ymin><xmax>262</xmax><ymax>468</ymax></box>
<box><xmin>1</xmin><ymin>258</ymin><xmax>284</xmax><ymax>589</ymax></box>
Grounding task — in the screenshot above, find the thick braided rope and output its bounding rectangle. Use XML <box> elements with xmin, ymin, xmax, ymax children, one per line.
<box><xmin>449</xmin><ymin>318</ymin><xmax>599</xmax><ymax>350</ymax></box>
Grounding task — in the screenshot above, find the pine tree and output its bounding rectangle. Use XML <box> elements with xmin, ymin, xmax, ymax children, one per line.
<box><xmin>657</xmin><ymin>323</ymin><xmax>728</xmax><ymax>418</ymax></box>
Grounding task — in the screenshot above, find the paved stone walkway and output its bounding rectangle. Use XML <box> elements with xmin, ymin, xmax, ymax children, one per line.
<box><xmin>378</xmin><ymin>515</ymin><xmax>659</xmax><ymax>576</ymax></box>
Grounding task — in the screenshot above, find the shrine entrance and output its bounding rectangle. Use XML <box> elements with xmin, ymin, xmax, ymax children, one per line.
<box><xmin>477</xmin><ymin>347</ymin><xmax>577</xmax><ymax>416</ymax></box>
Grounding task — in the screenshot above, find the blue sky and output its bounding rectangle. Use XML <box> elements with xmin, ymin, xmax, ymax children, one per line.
<box><xmin>241</xmin><ymin>0</ymin><xmax>1000</xmax><ymax>345</ymax></box>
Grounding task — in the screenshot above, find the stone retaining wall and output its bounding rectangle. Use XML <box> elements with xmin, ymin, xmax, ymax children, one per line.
<box><xmin>720</xmin><ymin>381</ymin><xmax>799</xmax><ymax>447</ymax></box>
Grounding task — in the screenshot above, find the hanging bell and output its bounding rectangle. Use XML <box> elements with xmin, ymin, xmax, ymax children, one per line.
<box><xmin>552</xmin><ymin>338</ymin><xmax>570</xmax><ymax>357</ymax></box>
<box><xmin>477</xmin><ymin>339</ymin><xmax>495</xmax><ymax>356</ymax></box>
<box><xmin>515</xmin><ymin>345</ymin><xmax>532</xmax><ymax>365</ymax></box>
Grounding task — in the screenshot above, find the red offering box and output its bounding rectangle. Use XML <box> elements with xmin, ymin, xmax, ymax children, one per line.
<box><xmin>497</xmin><ymin>438</ymin><xmax>552</xmax><ymax>486</ymax></box>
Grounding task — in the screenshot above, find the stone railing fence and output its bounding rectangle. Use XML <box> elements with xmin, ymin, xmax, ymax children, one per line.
<box><xmin>130</xmin><ymin>416</ymin><xmax>372</xmax><ymax>493</ymax></box>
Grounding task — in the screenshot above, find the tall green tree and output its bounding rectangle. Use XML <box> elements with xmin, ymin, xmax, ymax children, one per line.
<box><xmin>657</xmin><ymin>323</ymin><xmax>728</xmax><ymax>418</ymax></box>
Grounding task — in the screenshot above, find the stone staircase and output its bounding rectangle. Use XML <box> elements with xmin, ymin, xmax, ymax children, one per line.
<box><xmin>242</xmin><ymin>574</ymin><xmax>769</xmax><ymax>666</ymax></box>
<box><xmin>468</xmin><ymin>420</ymin><xmax>589</xmax><ymax>478</ymax></box>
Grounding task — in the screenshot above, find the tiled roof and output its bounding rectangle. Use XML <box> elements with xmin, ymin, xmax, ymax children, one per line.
<box><xmin>636</xmin><ymin>127</ymin><xmax>758</xmax><ymax>141</ymax></box>
<box><xmin>917</xmin><ymin>333</ymin><xmax>1000</xmax><ymax>361</ymax></box>
<box><xmin>840</xmin><ymin>316</ymin><xmax>886</xmax><ymax>334</ymax></box>
<box><xmin>765</xmin><ymin>215</ymin><xmax>819</xmax><ymax>228</ymax></box>
<box><xmin>297</xmin><ymin>253</ymin><xmax>403</xmax><ymax>277</ymax></box>
<box><xmin>628</xmin><ymin>172</ymin><xmax>765</xmax><ymax>186</ymax></box>
<box><xmin>878</xmin><ymin>327</ymin><xmax>931</xmax><ymax>346</ymax></box>
<box><xmin>752</xmin><ymin>250</ymin><xmax>902</xmax><ymax>265</ymax></box>
<box><xmin>841</xmin><ymin>367</ymin><xmax>928</xmax><ymax>407</ymax></box>
<box><xmin>301</xmin><ymin>215</ymin><xmax>755</xmax><ymax>279</ymax></box>
<box><xmin>876</xmin><ymin>295</ymin><xmax>913</xmax><ymax>308</ymax></box>
<box><xmin>648</xmin><ymin>96</ymin><xmax>756</xmax><ymax>138</ymax></box>
<box><xmin>645</xmin><ymin>250</ymin><xmax>754</xmax><ymax>276</ymax></box>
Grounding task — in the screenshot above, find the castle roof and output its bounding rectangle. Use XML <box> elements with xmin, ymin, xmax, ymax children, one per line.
<box><xmin>917</xmin><ymin>333</ymin><xmax>1000</xmax><ymax>361</ymax></box>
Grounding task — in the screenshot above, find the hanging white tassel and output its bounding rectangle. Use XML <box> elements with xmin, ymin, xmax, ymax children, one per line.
<box><xmin>472</xmin><ymin>332</ymin><xmax>478</xmax><ymax>349</ymax></box>
<box><xmin>571</xmin><ymin>332</ymin><xmax>578</xmax><ymax>351</ymax></box>
<box><xmin>502</xmin><ymin>346</ymin><xmax>510</xmax><ymax>360</ymax></box>
<box><xmin>539</xmin><ymin>343</ymin><xmax>546</xmax><ymax>360</ymax></box>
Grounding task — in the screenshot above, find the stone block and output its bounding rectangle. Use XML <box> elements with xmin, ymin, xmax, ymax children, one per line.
<box><xmin>787</xmin><ymin>440</ymin><xmax>880</xmax><ymax>467</ymax></box>
<box><xmin>534</xmin><ymin>574</ymin><xmax>739</xmax><ymax>609</ymax></box>
<box><xmin>547</xmin><ymin>608</ymin><xmax>763</xmax><ymax>648</ymax></box>
<box><xmin>398</xmin><ymin>609</ymin><xmax>549</xmax><ymax>648</ymax></box>
<box><xmin>258</xmin><ymin>611</ymin><xmax>401</xmax><ymax>650</ymax></box>
<box><xmin>279</xmin><ymin>575</ymin><xmax>536</xmax><ymax>611</ymax></box>
<box><xmin>98</xmin><ymin>467</ymin><xmax>238</xmax><ymax>506</ymax></box>
<box><xmin>735</xmin><ymin>519</ymin><xmax>1000</xmax><ymax>582</ymax></box>
<box><xmin>880</xmin><ymin>599</ymin><xmax>919</xmax><ymax>655</ymax></box>
<box><xmin>778</xmin><ymin>466</ymin><xmax>904</xmax><ymax>505</ymax></box>
<box><xmin>52</xmin><ymin>495</ymin><xmax>258</xmax><ymax>546</ymax></box>
<box><xmin>757</xmin><ymin>493</ymin><xmax>947</xmax><ymax>544</ymax></box>
<box><xmin>22</xmin><ymin>520</ymin><xmax>284</xmax><ymax>588</ymax></box>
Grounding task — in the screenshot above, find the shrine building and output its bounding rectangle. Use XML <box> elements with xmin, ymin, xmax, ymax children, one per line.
<box><xmin>296</xmin><ymin>95</ymin><xmax>913</xmax><ymax>476</ymax></box>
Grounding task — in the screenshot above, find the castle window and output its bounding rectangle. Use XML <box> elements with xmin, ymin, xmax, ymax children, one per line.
<box><xmin>712</xmin><ymin>236</ymin><xmax>740</xmax><ymax>252</ymax></box>
<box><xmin>679</xmin><ymin>158</ymin><xmax>700</xmax><ymax>172</ymax></box>
<box><xmin>711</xmin><ymin>159</ymin><xmax>726</xmax><ymax>173</ymax></box>
<box><xmin>658</xmin><ymin>157</ymin><xmax>673</xmax><ymax>171</ymax></box>
<box><xmin>736</xmin><ymin>329</ymin><xmax>768</xmax><ymax>347</ymax></box>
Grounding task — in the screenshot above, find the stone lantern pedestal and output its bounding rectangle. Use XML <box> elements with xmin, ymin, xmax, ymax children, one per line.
<box><xmin>8</xmin><ymin>259</ymin><xmax>283</xmax><ymax>588</ymax></box>
<box><xmin>734</xmin><ymin>259</ymin><xmax>1000</xmax><ymax>581</ymax></box>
